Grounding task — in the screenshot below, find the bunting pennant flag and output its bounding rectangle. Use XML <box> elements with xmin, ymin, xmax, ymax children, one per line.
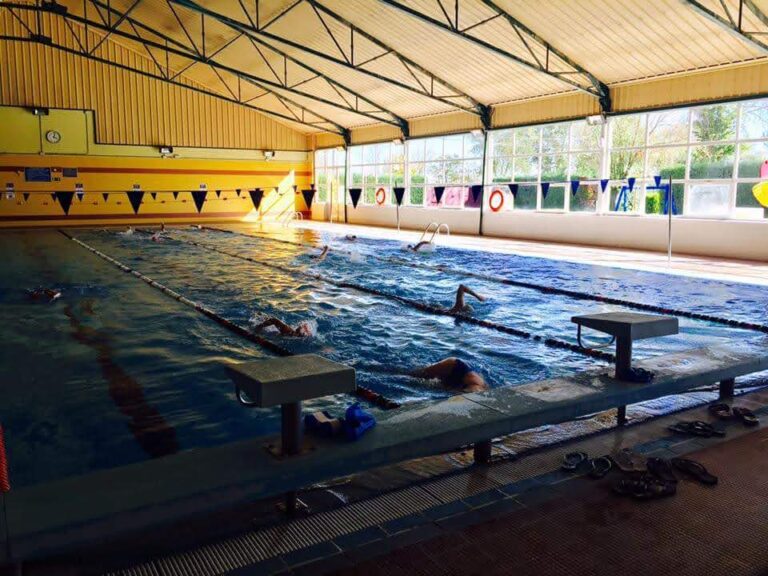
<box><xmin>127</xmin><ymin>190</ymin><xmax>145</xmax><ymax>214</ymax></box>
<box><xmin>654</xmin><ymin>175</ymin><xmax>662</xmax><ymax>187</ymax></box>
<box><xmin>249</xmin><ymin>188</ymin><xmax>264</xmax><ymax>210</ymax></box>
<box><xmin>349</xmin><ymin>187</ymin><xmax>362</xmax><ymax>208</ymax></box>
<box><xmin>23</xmin><ymin>192</ymin><xmax>30</xmax><ymax>203</ymax></box>
<box><xmin>173</xmin><ymin>191</ymin><xmax>179</xmax><ymax>200</ymax></box>
<box><xmin>541</xmin><ymin>182</ymin><xmax>550</xmax><ymax>199</ymax></box>
<box><xmin>150</xmin><ymin>192</ymin><xmax>157</xmax><ymax>200</ymax></box>
<box><xmin>75</xmin><ymin>190</ymin><xmax>84</xmax><ymax>202</ymax></box>
<box><xmin>235</xmin><ymin>189</ymin><xmax>242</xmax><ymax>198</ymax></box>
<box><xmin>627</xmin><ymin>177</ymin><xmax>636</xmax><ymax>191</ymax></box>
<box><xmin>393</xmin><ymin>187</ymin><xmax>405</xmax><ymax>206</ymax></box>
<box><xmin>469</xmin><ymin>184</ymin><xmax>483</xmax><ymax>204</ymax></box>
<box><xmin>302</xmin><ymin>189</ymin><xmax>315</xmax><ymax>209</ymax></box>
<box><xmin>434</xmin><ymin>186</ymin><xmax>445</xmax><ymax>204</ymax></box>
<box><xmin>570</xmin><ymin>180</ymin><xmax>580</xmax><ymax>196</ymax></box>
<box><xmin>55</xmin><ymin>191</ymin><xmax>75</xmax><ymax>215</ymax></box>
<box><xmin>191</xmin><ymin>190</ymin><xmax>207</xmax><ymax>213</ymax></box>
<box><xmin>51</xmin><ymin>193</ymin><xmax>57</xmax><ymax>203</ymax></box>
<box><xmin>600</xmin><ymin>179</ymin><xmax>609</xmax><ymax>192</ymax></box>
<box><xmin>102</xmin><ymin>193</ymin><xmax>109</xmax><ymax>202</ymax></box>
<box><xmin>215</xmin><ymin>190</ymin><xmax>221</xmax><ymax>198</ymax></box>
<box><xmin>508</xmin><ymin>183</ymin><xmax>519</xmax><ymax>198</ymax></box>
<box><xmin>5</xmin><ymin>183</ymin><xmax>14</xmax><ymax>200</ymax></box>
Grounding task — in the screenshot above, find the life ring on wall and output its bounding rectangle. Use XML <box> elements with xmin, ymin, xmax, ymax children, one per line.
<box><xmin>489</xmin><ymin>188</ymin><xmax>505</xmax><ymax>212</ymax></box>
<box><xmin>376</xmin><ymin>187</ymin><xmax>386</xmax><ymax>205</ymax></box>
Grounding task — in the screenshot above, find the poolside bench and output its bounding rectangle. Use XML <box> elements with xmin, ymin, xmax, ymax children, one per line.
<box><xmin>3</xmin><ymin>337</ymin><xmax>768</xmax><ymax>567</ymax></box>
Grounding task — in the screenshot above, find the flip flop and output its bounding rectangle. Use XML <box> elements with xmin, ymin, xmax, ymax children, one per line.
<box><xmin>561</xmin><ymin>451</ymin><xmax>588</xmax><ymax>471</ymax></box>
<box><xmin>671</xmin><ymin>458</ymin><xmax>718</xmax><ymax>485</ymax></box>
<box><xmin>647</xmin><ymin>457</ymin><xmax>677</xmax><ymax>484</ymax></box>
<box><xmin>668</xmin><ymin>421</ymin><xmax>725</xmax><ymax>438</ymax></box>
<box><xmin>613</xmin><ymin>476</ymin><xmax>676</xmax><ymax>499</ymax></box>
<box><xmin>732</xmin><ymin>407</ymin><xmax>759</xmax><ymax>427</ymax></box>
<box><xmin>708</xmin><ymin>403</ymin><xmax>732</xmax><ymax>420</ymax></box>
<box><xmin>588</xmin><ymin>456</ymin><xmax>612</xmax><ymax>479</ymax></box>
<box><xmin>611</xmin><ymin>448</ymin><xmax>647</xmax><ymax>473</ymax></box>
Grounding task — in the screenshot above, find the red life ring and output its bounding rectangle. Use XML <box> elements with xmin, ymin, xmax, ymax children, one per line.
<box><xmin>375</xmin><ymin>187</ymin><xmax>386</xmax><ymax>205</ymax></box>
<box><xmin>489</xmin><ymin>188</ymin><xmax>505</xmax><ymax>212</ymax></box>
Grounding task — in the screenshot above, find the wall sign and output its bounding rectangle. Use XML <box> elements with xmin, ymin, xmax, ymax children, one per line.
<box><xmin>24</xmin><ymin>167</ymin><xmax>52</xmax><ymax>182</ymax></box>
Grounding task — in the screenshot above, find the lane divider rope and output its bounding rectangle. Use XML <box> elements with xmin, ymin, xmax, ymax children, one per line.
<box><xmin>201</xmin><ymin>225</ymin><xmax>768</xmax><ymax>335</ymax></box>
<box><xmin>0</xmin><ymin>425</ymin><xmax>10</xmax><ymax>493</ymax></box>
<box><xmin>60</xmin><ymin>230</ymin><xmax>400</xmax><ymax>410</ymax></box>
<box><xmin>171</xmin><ymin>233</ymin><xmax>616</xmax><ymax>363</ymax></box>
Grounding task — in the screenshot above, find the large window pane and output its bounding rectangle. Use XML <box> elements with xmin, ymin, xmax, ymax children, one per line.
<box><xmin>515</xmin><ymin>156</ymin><xmax>539</xmax><ymax>182</ymax></box>
<box><xmin>610</xmin><ymin>149</ymin><xmax>644</xmax><ymax>180</ymax></box>
<box><xmin>570</xmin><ymin>183</ymin><xmax>598</xmax><ymax>212</ymax></box>
<box><xmin>690</xmin><ymin>145</ymin><xmax>734</xmax><ymax>178</ymax></box>
<box><xmin>349</xmin><ymin>146</ymin><xmax>362</xmax><ymax>165</ymax></box>
<box><xmin>541</xmin><ymin>154</ymin><xmax>567</xmax><ymax>182</ymax></box>
<box><xmin>444</xmin><ymin>159</ymin><xmax>462</xmax><ymax>183</ymax></box>
<box><xmin>350</xmin><ymin>167</ymin><xmax>363</xmax><ymax>186</ymax></box>
<box><xmin>515</xmin><ymin>126</ymin><xmax>540</xmax><ymax>155</ymax></box>
<box><xmin>364</xmin><ymin>165</ymin><xmax>377</xmax><ymax>186</ymax></box>
<box><xmin>542</xmin><ymin>124</ymin><xmax>568</xmax><ymax>153</ymax></box>
<box><xmin>611</xmin><ymin>114</ymin><xmax>646</xmax><ymax>149</ymax></box>
<box><xmin>692</xmin><ymin>104</ymin><xmax>737</xmax><ymax>143</ymax></box>
<box><xmin>687</xmin><ymin>183</ymin><xmax>731</xmax><ymax>216</ymax></box>
<box><xmin>409</xmin><ymin>140</ymin><xmax>425</xmax><ymax>162</ymax></box>
<box><xmin>409</xmin><ymin>187</ymin><xmax>425</xmax><ymax>206</ymax></box>
<box><xmin>737</xmin><ymin>141</ymin><xmax>768</xmax><ymax>178</ymax></box>
<box><xmin>570</xmin><ymin>122</ymin><xmax>600</xmax><ymax>151</ymax></box>
<box><xmin>541</xmin><ymin>184</ymin><xmax>565</xmax><ymax>210</ymax></box>
<box><xmin>491</xmin><ymin>129</ymin><xmax>514</xmax><ymax>157</ymax></box>
<box><xmin>647</xmin><ymin>109</ymin><xmax>688</xmax><ymax>145</ymax></box>
<box><xmin>645</xmin><ymin>184</ymin><xmax>684</xmax><ymax>215</ymax></box>
<box><xmin>740</xmin><ymin>99</ymin><xmax>768</xmax><ymax>140</ymax></box>
<box><xmin>492</xmin><ymin>157</ymin><xmax>513</xmax><ymax>182</ymax></box>
<box><xmin>363</xmin><ymin>144</ymin><xmax>378</xmax><ymax>164</ymax></box>
<box><xmin>570</xmin><ymin>153</ymin><xmax>600</xmax><ymax>179</ymax></box>
<box><xmin>646</xmin><ymin>147</ymin><xmax>686</xmax><ymax>180</ymax></box>
<box><xmin>464</xmin><ymin>133</ymin><xmax>484</xmax><ymax>157</ymax></box>
<box><xmin>735</xmin><ymin>182</ymin><xmax>767</xmax><ymax>219</ymax></box>
<box><xmin>425</xmin><ymin>138</ymin><xmax>442</xmax><ymax>161</ymax></box>
<box><xmin>426</xmin><ymin>162</ymin><xmax>444</xmax><ymax>184</ymax></box>
<box><xmin>464</xmin><ymin>159</ymin><xmax>483</xmax><ymax>184</ymax></box>
<box><xmin>444</xmin><ymin>135</ymin><xmax>462</xmax><ymax>159</ymax></box>
<box><xmin>512</xmin><ymin>184</ymin><xmax>537</xmax><ymax>210</ymax></box>
<box><xmin>609</xmin><ymin>184</ymin><xmax>640</xmax><ymax>213</ymax></box>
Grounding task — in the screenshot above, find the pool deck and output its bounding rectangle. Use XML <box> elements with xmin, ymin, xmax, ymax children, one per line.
<box><xmin>288</xmin><ymin>221</ymin><xmax>768</xmax><ymax>286</ymax></box>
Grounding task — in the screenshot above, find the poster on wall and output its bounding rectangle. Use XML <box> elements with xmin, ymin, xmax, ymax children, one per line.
<box><xmin>24</xmin><ymin>167</ymin><xmax>52</xmax><ymax>182</ymax></box>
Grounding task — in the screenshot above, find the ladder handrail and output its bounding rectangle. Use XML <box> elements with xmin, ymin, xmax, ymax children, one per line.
<box><xmin>418</xmin><ymin>222</ymin><xmax>440</xmax><ymax>243</ymax></box>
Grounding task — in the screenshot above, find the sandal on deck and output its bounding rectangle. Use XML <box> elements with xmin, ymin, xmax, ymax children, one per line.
<box><xmin>668</xmin><ymin>421</ymin><xmax>725</xmax><ymax>438</ymax></box>
<box><xmin>671</xmin><ymin>458</ymin><xmax>718</xmax><ymax>486</ymax></box>
<box><xmin>647</xmin><ymin>457</ymin><xmax>677</xmax><ymax>484</ymax></box>
<box><xmin>732</xmin><ymin>407</ymin><xmax>759</xmax><ymax>427</ymax></box>
<box><xmin>588</xmin><ymin>456</ymin><xmax>612</xmax><ymax>479</ymax></box>
<box><xmin>708</xmin><ymin>403</ymin><xmax>732</xmax><ymax>420</ymax></box>
<box><xmin>613</xmin><ymin>475</ymin><xmax>676</xmax><ymax>499</ymax></box>
<box><xmin>611</xmin><ymin>448</ymin><xmax>647</xmax><ymax>473</ymax></box>
<box><xmin>561</xmin><ymin>451</ymin><xmax>588</xmax><ymax>471</ymax></box>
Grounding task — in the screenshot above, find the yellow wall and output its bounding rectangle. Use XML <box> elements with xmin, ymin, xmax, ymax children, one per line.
<box><xmin>0</xmin><ymin>107</ymin><xmax>312</xmax><ymax>227</ymax></box>
<box><xmin>0</xmin><ymin>10</ymin><xmax>309</xmax><ymax>151</ymax></box>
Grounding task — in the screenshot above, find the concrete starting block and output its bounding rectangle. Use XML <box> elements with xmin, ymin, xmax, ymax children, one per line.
<box><xmin>572</xmin><ymin>312</ymin><xmax>679</xmax><ymax>425</ymax></box>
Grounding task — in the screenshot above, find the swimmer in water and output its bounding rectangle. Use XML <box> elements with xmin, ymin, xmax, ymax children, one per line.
<box><xmin>123</xmin><ymin>226</ymin><xmax>134</xmax><ymax>236</ymax></box>
<box><xmin>447</xmin><ymin>284</ymin><xmax>487</xmax><ymax>314</ymax></box>
<box><xmin>410</xmin><ymin>357</ymin><xmax>487</xmax><ymax>393</ymax></box>
<box><xmin>311</xmin><ymin>245</ymin><xmax>330</xmax><ymax>261</ymax></box>
<box><xmin>345</xmin><ymin>234</ymin><xmax>358</xmax><ymax>242</ymax></box>
<box><xmin>26</xmin><ymin>287</ymin><xmax>62</xmax><ymax>302</ymax></box>
<box><xmin>252</xmin><ymin>317</ymin><xmax>314</xmax><ymax>337</ymax></box>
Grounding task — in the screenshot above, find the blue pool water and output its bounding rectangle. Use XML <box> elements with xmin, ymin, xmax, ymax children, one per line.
<box><xmin>1</xmin><ymin>226</ymin><xmax>765</xmax><ymax>488</ymax></box>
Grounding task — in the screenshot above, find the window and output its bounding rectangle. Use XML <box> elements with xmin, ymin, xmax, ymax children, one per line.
<box><xmin>347</xmin><ymin>141</ymin><xmax>404</xmax><ymax>205</ymax></box>
<box><xmin>313</xmin><ymin>148</ymin><xmax>345</xmax><ymax>203</ymax></box>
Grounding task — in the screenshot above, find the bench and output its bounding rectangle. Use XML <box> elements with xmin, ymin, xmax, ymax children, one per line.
<box><xmin>3</xmin><ymin>336</ymin><xmax>768</xmax><ymax>567</ymax></box>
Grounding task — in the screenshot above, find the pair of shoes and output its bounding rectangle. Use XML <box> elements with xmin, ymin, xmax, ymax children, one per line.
<box><xmin>610</xmin><ymin>448</ymin><xmax>647</xmax><ymax>473</ymax></box>
<box><xmin>668</xmin><ymin>421</ymin><xmax>726</xmax><ymax>438</ymax></box>
<box><xmin>614</xmin><ymin>475</ymin><xmax>676</xmax><ymax>500</ymax></box>
<box><xmin>561</xmin><ymin>451</ymin><xmax>612</xmax><ymax>478</ymax></box>
<box><xmin>708</xmin><ymin>403</ymin><xmax>759</xmax><ymax>426</ymax></box>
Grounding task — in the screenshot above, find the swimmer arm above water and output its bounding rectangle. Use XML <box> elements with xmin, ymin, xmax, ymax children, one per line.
<box><xmin>407</xmin><ymin>241</ymin><xmax>431</xmax><ymax>252</ymax></box>
<box><xmin>409</xmin><ymin>357</ymin><xmax>487</xmax><ymax>393</ymax></box>
<box><xmin>252</xmin><ymin>317</ymin><xmax>313</xmax><ymax>337</ymax></box>
<box><xmin>448</xmin><ymin>284</ymin><xmax>487</xmax><ymax>314</ymax></box>
<box><xmin>311</xmin><ymin>245</ymin><xmax>330</xmax><ymax>261</ymax></box>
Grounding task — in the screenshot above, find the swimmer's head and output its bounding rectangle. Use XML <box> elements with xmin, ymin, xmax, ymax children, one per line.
<box><xmin>295</xmin><ymin>320</ymin><xmax>317</xmax><ymax>338</ymax></box>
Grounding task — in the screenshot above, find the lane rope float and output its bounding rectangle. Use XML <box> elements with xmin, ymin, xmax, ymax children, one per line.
<box><xmin>376</xmin><ymin>187</ymin><xmax>386</xmax><ymax>205</ymax></box>
<box><xmin>200</xmin><ymin>226</ymin><xmax>768</xmax><ymax>335</ymax></box>
<box><xmin>489</xmin><ymin>188</ymin><xmax>505</xmax><ymax>212</ymax></box>
<box><xmin>0</xmin><ymin>424</ymin><xmax>9</xmax><ymax>493</ymax></box>
<box><xmin>170</xmin><ymin>233</ymin><xmax>616</xmax><ymax>363</ymax></box>
<box><xmin>60</xmin><ymin>230</ymin><xmax>399</xmax><ymax>410</ymax></box>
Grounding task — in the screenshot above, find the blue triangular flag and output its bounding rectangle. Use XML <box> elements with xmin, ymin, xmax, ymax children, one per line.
<box><xmin>55</xmin><ymin>191</ymin><xmax>75</xmax><ymax>215</ymax></box>
<box><xmin>76</xmin><ymin>190</ymin><xmax>85</xmax><ymax>202</ymax></box>
<box><xmin>469</xmin><ymin>185</ymin><xmax>483</xmax><ymax>203</ymax></box>
<box><xmin>570</xmin><ymin>180</ymin><xmax>580</xmax><ymax>196</ymax></box>
<box><xmin>302</xmin><ymin>189</ymin><xmax>315</xmax><ymax>209</ymax></box>
<box><xmin>434</xmin><ymin>186</ymin><xmax>445</xmax><ymax>204</ymax></box>
<box><xmin>126</xmin><ymin>191</ymin><xmax>144</xmax><ymax>214</ymax></box>
<box><xmin>654</xmin><ymin>175</ymin><xmax>661</xmax><ymax>187</ymax></box>
<box><xmin>150</xmin><ymin>192</ymin><xmax>157</xmax><ymax>201</ymax></box>
<box><xmin>541</xmin><ymin>182</ymin><xmax>550</xmax><ymax>199</ymax></box>
<box><xmin>102</xmin><ymin>193</ymin><xmax>109</xmax><ymax>202</ymax></box>
<box><xmin>173</xmin><ymin>191</ymin><xmax>179</xmax><ymax>200</ymax></box>
<box><xmin>249</xmin><ymin>188</ymin><xmax>264</xmax><ymax>210</ymax></box>
<box><xmin>215</xmin><ymin>190</ymin><xmax>221</xmax><ymax>198</ymax></box>
<box><xmin>393</xmin><ymin>187</ymin><xmax>405</xmax><ymax>206</ymax></box>
<box><xmin>600</xmin><ymin>179</ymin><xmax>609</xmax><ymax>192</ymax></box>
<box><xmin>191</xmin><ymin>190</ymin><xmax>207</xmax><ymax>213</ymax></box>
<box><xmin>349</xmin><ymin>188</ymin><xmax>362</xmax><ymax>208</ymax></box>
<box><xmin>508</xmin><ymin>183</ymin><xmax>518</xmax><ymax>198</ymax></box>
<box><xmin>627</xmin><ymin>177</ymin><xmax>636</xmax><ymax>191</ymax></box>
<box><xmin>23</xmin><ymin>192</ymin><xmax>30</xmax><ymax>202</ymax></box>
<box><xmin>235</xmin><ymin>189</ymin><xmax>242</xmax><ymax>198</ymax></box>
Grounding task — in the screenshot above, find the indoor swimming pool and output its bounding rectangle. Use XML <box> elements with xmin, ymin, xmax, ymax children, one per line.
<box><xmin>1</xmin><ymin>225</ymin><xmax>766</xmax><ymax>489</ymax></box>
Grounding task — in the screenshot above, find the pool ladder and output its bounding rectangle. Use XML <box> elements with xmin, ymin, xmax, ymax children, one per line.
<box><xmin>281</xmin><ymin>211</ymin><xmax>303</xmax><ymax>227</ymax></box>
<box><xmin>418</xmin><ymin>222</ymin><xmax>450</xmax><ymax>245</ymax></box>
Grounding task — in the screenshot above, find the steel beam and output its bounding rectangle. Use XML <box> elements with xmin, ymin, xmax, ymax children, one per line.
<box><xmin>682</xmin><ymin>0</ymin><xmax>768</xmax><ymax>54</ymax></box>
<box><xmin>378</xmin><ymin>0</ymin><xmax>611</xmax><ymax>111</ymax></box>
